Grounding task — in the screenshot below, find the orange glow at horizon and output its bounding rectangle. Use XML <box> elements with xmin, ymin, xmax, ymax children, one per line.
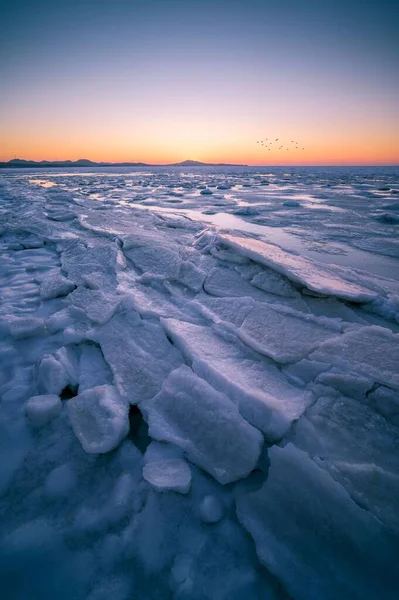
<box><xmin>1</xmin><ymin>76</ymin><xmax>398</xmax><ymax>167</ymax></box>
<box><xmin>1</xmin><ymin>129</ymin><xmax>398</xmax><ymax>166</ymax></box>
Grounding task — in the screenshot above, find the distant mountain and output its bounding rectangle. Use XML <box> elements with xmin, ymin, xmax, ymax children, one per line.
<box><xmin>0</xmin><ymin>158</ymin><xmax>247</xmax><ymax>168</ymax></box>
<box><xmin>0</xmin><ymin>159</ymin><xmax>150</xmax><ymax>168</ymax></box>
<box><xmin>168</xmin><ymin>159</ymin><xmax>247</xmax><ymax>167</ymax></box>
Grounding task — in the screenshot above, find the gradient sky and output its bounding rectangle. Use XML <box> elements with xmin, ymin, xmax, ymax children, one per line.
<box><xmin>1</xmin><ymin>0</ymin><xmax>398</xmax><ymax>165</ymax></box>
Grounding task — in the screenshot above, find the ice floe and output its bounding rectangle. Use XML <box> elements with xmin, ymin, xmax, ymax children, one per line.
<box><xmin>141</xmin><ymin>365</ymin><xmax>263</xmax><ymax>483</ymax></box>
<box><xmin>67</xmin><ymin>385</ymin><xmax>129</xmax><ymax>453</ymax></box>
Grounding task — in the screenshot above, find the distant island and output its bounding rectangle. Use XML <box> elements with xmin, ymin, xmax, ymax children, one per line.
<box><xmin>0</xmin><ymin>158</ymin><xmax>247</xmax><ymax>169</ymax></box>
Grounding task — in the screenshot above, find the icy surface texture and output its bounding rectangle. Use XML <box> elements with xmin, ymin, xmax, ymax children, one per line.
<box><xmin>236</xmin><ymin>444</ymin><xmax>399</xmax><ymax>600</ymax></box>
<box><xmin>1</xmin><ymin>166</ymin><xmax>398</xmax><ymax>599</ymax></box>
<box><xmin>142</xmin><ymin>458</ymin><xmax>192</xmax><ymax>494</ymax></box>
<box><xmin>67</xmin><ymin>385</ymin><xmax>129</xmax><ymax>453</ymax></box>
<box><xmin>141</xmin><ymin>365</ymin><xmax>263</xmax><ymax>484</ymax></box>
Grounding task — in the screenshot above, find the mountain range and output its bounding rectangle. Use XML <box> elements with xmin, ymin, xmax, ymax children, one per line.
<box><xmin>0</xmin><ymin>159</ymin><xmax>247</xmax><ymax>168</ymax></box>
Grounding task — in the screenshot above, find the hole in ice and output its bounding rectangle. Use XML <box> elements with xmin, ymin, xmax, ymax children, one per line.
<box><xmin>60</xmin><ymin>385</ymin><xmax>77</xmax><ymax>400</ymax></box>
<box><xmin>128</xmin><ymin>405</ymin><xmax>152</xmax><ymax>453</ymax></box>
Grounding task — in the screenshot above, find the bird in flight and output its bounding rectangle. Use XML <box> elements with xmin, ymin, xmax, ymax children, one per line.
<box><xmin>255</xmin><ymin>136</ymin><xmax>305</xmax><ymax>152</ymax></box>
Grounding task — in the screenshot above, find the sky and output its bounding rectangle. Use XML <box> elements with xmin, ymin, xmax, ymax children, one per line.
<box><xmin>1</xmin><ymin>0</ymin><xmax>398</xmax><ymax>165</ymax></box>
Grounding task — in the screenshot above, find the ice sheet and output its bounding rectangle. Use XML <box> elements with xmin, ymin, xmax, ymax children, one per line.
<box><xmin>236</xmin><ymin>443</ymin><xmax>399</xmax><ymax>600</ymax></box>
<box><xmin>1</xmin><ymin>166</ymin><xmax>398</xmax><ymax>600</ymax></box>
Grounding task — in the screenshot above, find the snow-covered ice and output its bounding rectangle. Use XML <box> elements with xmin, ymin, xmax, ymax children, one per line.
<box><xmin>310</xmin><ymin>325</ymin><xmax>399</xmax><ymax>389</ymax></box>
<box><xmin>67</xmin><ymin>385</ymin><xmax>129</xmax><ymax>453</ymax></box>
<box><xmin>142</xmin><ymin>458</ymin><xmax>192</xmax><ymax>494</ymax></box>
<box><xmin>25</xmin><ymin>394</ymin><xmax>62</xmax><ymax>426</ymax></box>
<box><xmin>236</xmin><ymin>443</ymin><xmax>399</xmax><ymax>600</ymax></box>
<box><xmin>1</xmin><ymin>166</ymin><xmax>398</xmax><ymax>599</ymax></box>
<box><xmin>141</xmin><ymin>365</ymin><xmax>263</xmax><ymax>484</ymax></box>
<box><xmin>237</xmin><ymin>302</ymin><xmax>342</xmax><ymax>363</ymax></box>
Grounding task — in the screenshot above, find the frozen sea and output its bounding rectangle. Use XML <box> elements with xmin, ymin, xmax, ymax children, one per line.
<box><xmin>0</xmin><ymin>166</ymin><xmax>398</xmax><ymax>599</ymax></box>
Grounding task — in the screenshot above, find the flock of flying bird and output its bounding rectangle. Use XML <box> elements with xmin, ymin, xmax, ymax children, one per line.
<box><xmin>256</xmin><ymin>138</ymin><xmax>305</xmax><ymax>151</ymax></box>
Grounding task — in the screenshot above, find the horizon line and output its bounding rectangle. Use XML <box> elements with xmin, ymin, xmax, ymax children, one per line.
<box><xmin>1</xmin><ymin>157</ymin><xmax>398</xmax><ymax>168</ymax></box>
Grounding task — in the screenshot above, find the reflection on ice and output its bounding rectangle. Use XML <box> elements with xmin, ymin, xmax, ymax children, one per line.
<box><xmin>28</xmin><ymin>179</ymin><xmax>57</xmax><ymax>188</ymax></box>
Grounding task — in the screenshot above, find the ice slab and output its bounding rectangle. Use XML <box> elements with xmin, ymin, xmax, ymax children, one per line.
<box><xmin>250</xmin><ymin>268</ymin><xmax>298</xmax><ymax>298</ymax></box>
<box><xmin>367</xmin><ymin>385</ymin><xmax>399</xmax><ymax>425</ymax></box>
<box><xmin>67</xmin><ymin>384</ymin><xmax>129</xmax><ymax>454</ymax></box>
<box><xmin>236</xmin><ymin>443</ymin><xmax>399</xmax><ymax>600</ymax></box>
<box><xmin>25</xmin><ymin>394</ymin><xmax>62</xmax><ymax>426</ymax></box>
<box><xmin>46</xmin><ymin>308</ymin><xmax>76</xmax><ymax>334</ymax></box>
<box><xmin>68</xmin><ymin>286</ymin><xmax>120</xmax><ymax>324</ymax></box>
<box><xmin>217</xmin><ymin>234</ymin><xmax>379</xmax><ymax>302</ymax></box>
<box><xmin>315</xmin><ymin>369</ymin><xmax>374</xmax><ymax>399</ymax></box>
<box><xmin>142</xmin><ymin>459</ymin><xmax>191</xmax><ymax>494</ymax></box>
<box><xmin>161</xmin><ymin>319</ymin><xmax>309</xmax><ymax>441</ymax></box>
<box><xmin>194</xmin><ymin>296</ymin><xmax>255</xmax><ymax>327</ymax></box>
<box><xmin>310</xmin><ymin>325</ymin><xmax>399</xmax><ymax>389</ymax></box>
<box><xmin>89</xmin><ymin>311</ymin><xmax>183</xmax><ymax>404</ymax></box>
<box><xmin>282</xmin><ymin>358</ymin><xmax>330</xmax><ymax>386</ymax></box>
<box><xmin>39</xmin><ymin>272</ymin><xmax>75</xmax><ymax>300</ymax></box>
<box><xmin>141</xmin><ymin>365</ymin><xmax>263</xmax><ymax>484</ymax></box>
<box><xmin>238</xmin><ymin>304</ymin><xmax>341</xmax><ymax>364</ymax></box>
<box><xmin>204</xmin><ymin>267</ymin><xmax>271</xmax><ymax>300</ymax></box>
<box><xmin>46</xmin><ymin>210</ymin><xmax>76</xmax><ymax>221</ymax></box>
<box><xmin>8</xmin><ymin>317</ymin><xmax>45</xmax><ymax>340</ymax></box>
<box><xmin>118</xmin><ymin>279</ymin><xmax>184</xmax><ymax>320</ymax></box>
<box><xmin>78</xmin><ymin>343</ymin><xmax>113</xmax><ymax>393</ymax></box>
<box><xmin>291</xmin><ymin>394</ymin><xmax>399</xmax><ymax>530</ymax></box>
<box><xmin>54</xmin><ymin>346</ymin><xmax>79</xmax><ymax>388</ymax></box>
<box><xmin>60</xmin><ymin>240</ymin><xmax>121</xmax><ymax>289</ymax></box>
<box><xmin>177</xmin><ymin>260</ymin><xmax>206</xmax><ymax>292</ymax></box>
<box><xmin>124</xmin><ymin>245</ymin><xmax>181</xmax><ymax>280</ymax></box>
<box><xmin>37</xmin><ymin>355</ymin><xmax>69</xmax><ymax>396</ymax></box>
<box><xmin>143</xmin><ymin>440</ymin><xmax>184</xmax><ymax>464</ymax></box>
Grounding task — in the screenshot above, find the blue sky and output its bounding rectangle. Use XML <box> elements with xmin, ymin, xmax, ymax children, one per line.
<box><xmin>1</xmin><ymin>0</ymin><xmax>398</xmax><ymax>164</ymax></box>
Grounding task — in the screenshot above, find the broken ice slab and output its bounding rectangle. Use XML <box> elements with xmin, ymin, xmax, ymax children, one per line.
<box><xmin>217</xmin><ymin>233</ymin><xmax>380</xmax><ymax>302</ymax></box>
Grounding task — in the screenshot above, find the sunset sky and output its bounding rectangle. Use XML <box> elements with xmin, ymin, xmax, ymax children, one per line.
<box><xmin>1</xmin><ymin>0</ymin><xmax>398</xmax><ymax>166</ymax></box>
